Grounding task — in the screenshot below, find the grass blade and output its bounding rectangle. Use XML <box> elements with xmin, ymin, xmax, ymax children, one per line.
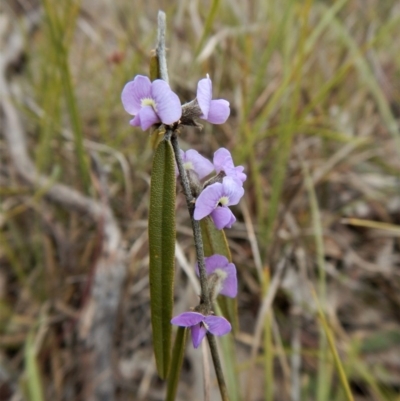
<box><xmin>42</xmin><ymin>0</ymin><xmax>91</xmax><ymax>193</ymax></box>
<box><xmin>312</xmin><ymin>289</ymin><xmax>355</xmax><ymax>401</ymax></box>
<box><xmin>25</xmin><ymin>330</ymin><xmax>45</xmax><ymax>401</ymax></box>
<box><xmin>165</xmin><ymin>327</ymin><xmax>188</xmax><ymax>401</ymax></box>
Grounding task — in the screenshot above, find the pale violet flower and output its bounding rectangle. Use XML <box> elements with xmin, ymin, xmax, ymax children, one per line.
<box><xmin>194</xmin><ymin>176</ymin><xmax>244</xmax><ymax>229</ymax></box>
<box><xmin>121</xmin><ymin>75</ymin><xmax>181</xmax><ymax>130</ymax></box>
<box><xmin>213</xmin><ymin>148</ymin><xmax>246</xmax><ymax>185</ymax></box>
<box><xmin>197</xmin><ymin>75</ymin><xmax>230</xmax><ymax>124</ymax></box>
<box><xmin>177</xmin><ymin>149</ymin><xmax>214</xmax><ymax>180</ymax></box>
<box><xmin>171</xmin><ymin>312</ymin><xmax>231</xmax><ymax>348</ymax></box>
<box><xmin>196</xmin><ymin>255</ymin><xmax>237</xmax><ymax>298</ymax></box>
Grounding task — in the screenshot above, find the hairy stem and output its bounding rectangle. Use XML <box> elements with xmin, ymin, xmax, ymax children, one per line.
<box><xmin>207</xmin><ymin>334</ymin><xmax>230</xmax><ymax>401</ymax></box>
<box><xmin>157</xmin><ymin>11</ymin><xmax>229</xmax><ymax>401</ymax></box>
<box><xmin>170</xmin><ymin>134</ymin><xmax>211</xmax><ymax>308</ymax></box>
<box><xmin>172</xmin><ymin>134</ymin><xmax>230</xmax><ymax>401</ymax></box>
<box><xmin>156</xmin><ymin>11</ymin><xmax>169</xmax><ymax>84</ymax></box>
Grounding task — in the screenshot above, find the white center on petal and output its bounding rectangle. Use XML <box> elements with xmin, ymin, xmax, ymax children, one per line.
<box><xmin>141</xmin><ymin>98</ymin><xmax>157</xmax><ymax>111</ymax></box>
<box><xmin>183</xmin><ymin>161</ymin><xmax>194</xmax><ymax>171</ymax></box>
<box><xmin>203</xmin><ymin>322</ymin><xmax>209</xmax><ymax>331</ymax></box>
<box><xmin>212</xmin><ymin>269</ymin><xmax>227</xmax><ymax>295</ymax></box>
<box><xmin>215</xmin><ymin>268</ymin><xmax>228</xmax><ymax>281</ymax></box>
<box><xmin>218</xmin><ymin>196</ymin><xmax>229</xmax><ymax>206</ymax></box>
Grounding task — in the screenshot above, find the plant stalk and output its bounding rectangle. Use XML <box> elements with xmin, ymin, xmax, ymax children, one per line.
<box><xmin>158</xmin><ymin>11</ymin><xmax>230</xmax><ymax>400</ymax></box>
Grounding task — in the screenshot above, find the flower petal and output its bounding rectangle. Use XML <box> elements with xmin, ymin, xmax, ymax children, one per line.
<box><xmin>213</xmin><ymin>148</ymin><xmax>246</xmax><ymax>185</ymax></box>
<box><xmin>204</xmin><ymin>316</ymin><xmax>232</xmax><ymax>336</ymax></box>
<box><xmin>191</xmin><ymin>324</ymin><xmax>207</xmax><ymax>348</ymax></box>
<box><xmin>222</xmin><ymin>177</ymin><xmax>245</xmax><ymax>206</ymax></box>
<box><xmin>196</xmin><ymin>76</ymin><xmax>212</xmax><ymax>118</ymax></box>
<box><xmin>184</xmin><ymin>149</ymin><xmax>214</xmax><ymax>180</ymax></box>
<box><xmin>129</xmin><ymin>114</ymin><xmax>141</xmax><ymax>127</ymax></box>
<box><xmin>211</xmin><ymin>207</ymin><xmax>236</xmax><ymax>229</ymax></box>
<box><xmin>139</xmin><ymin>106</ymin><xmax>160</xmax><ymax>130</ymax></box>
<box><xmin>201</xmin><ymin>255</ymin><xmax>237</xmax><ymax>298</ymax></box>
<box><xmin>171</xmin><ymin>312</ymin><xmax>204</xmax><ymax>327</ymax></box>
<box><xmin>203</xmin><ymin>255</ymin><xmax>229</xmax><ymax>273</ymax></box>
<box><xmin>218</xmin><ymin>263</ymin><xmax>237</xmax><ymax>297</ymax></box>
<box><xmin>230</xmin><ymin>166</ymin><xmax>247</xmax><ymax>184</ymax></box>
<box><xmin>193</xmin><ymin>182</ymin><xmax>224</xmax><ymax>221</ymax></box>
<box><xmin>213</xmin><ymin>148</ymin><xmax>234</xmax><ymax>174</ymax></box>
<box><xmin>121</xmin><ymin>75</ymin><xmax>152</xmax><ymax>115</ymax></box>
<box><xmin>207</xmin><ymin>99</ymin><xmax>230</xmax><ymax>124</ymax></box>
<box><xmin>194</xmin><ymin>254</ymin><xmax>229</xmax><ymax>276</ymax></box>
<box><xmin>151</xmin><ymin>80</ymin><xmax>182</xmax><ymax>125</ymax></box>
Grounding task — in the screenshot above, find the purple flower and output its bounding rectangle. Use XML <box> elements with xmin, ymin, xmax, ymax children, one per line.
<box><xmin>177</xmin><ymin>149</ymin><xmax>214</xmax><ymax>180</ymax></box>
<box><xmin>197</xmin><ymin>75</ymin><xmax>230</xmax><ymax>124</ymax></box>
<box><xmin>196</xmin><ymin>255</ymin><xmax>237</xmax><ymax>298</ymax></box>
<box><xmin>121</xmin><ymin>75</ymin><xmax>182</xmax><ymax>130</ymax></box>
<box><xmin>194</xmin><ymin>176</ymin><xmax>244</xmax><ymax>229</ymax></box>
<box><xmin>171</xmin><ymin>311</ymin><xmax>231</xmax><ymax>348</ymax></box>
<box><xmin>213</xmin><ymin>148</ymin><xmax>246</xmax><ymax>185</ymax></box>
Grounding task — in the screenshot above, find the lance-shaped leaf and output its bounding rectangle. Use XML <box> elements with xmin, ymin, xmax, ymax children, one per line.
<box><xmin>200</xmin><ymin>217</ymin><xmax>239</xmax><ymax>332</ymax></box>
<box><xmin>149</xmin><ymin>52</ymin><xmax>161</xmax><ymax>81</ymax></box>
<box><xmin>165</xmin><ymin>327</ymin><xmax>188</xmax><ymax>401</ymax></box>
<box><xmin>149</xmin><ymin>139</ymin><xmax>176</xmax><ymax>379</ymax></box>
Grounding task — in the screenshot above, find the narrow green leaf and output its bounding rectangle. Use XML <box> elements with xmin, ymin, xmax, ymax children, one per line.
<box><xmin>149</xmin><ymin>52</ymin><xmax>161</xmax><ymax>81</ymax></box>
<box><xmin>200</xmin><ymin>216</ymin><xmax>231</xmax><ymax>260</ymax></box>
<box><xmin>200</xmin><ymin>217</ymin><xmax>239</xmax><ymax>332</ymax></box>
<box><xmin>217</xmin><ymin>295</ymin><xmax>239</xmax><ymax>334</ymax></box>
<box><xmin>166</xmin><ymin>327</ymin><xmax>188</xmax><ymax>401</ymax></box>
<box><xmin>149</xmin><ymin>139</ymin><xmax>176</xmax><ymax>379</ymax></box>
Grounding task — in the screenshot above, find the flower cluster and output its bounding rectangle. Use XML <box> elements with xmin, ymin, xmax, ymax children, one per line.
<box><xmin>121</xmin><ymin>73</ymin><xmax>245</xmax><ymax>229</ymax></box>
<box><xmin>121</xmin><ymin>74</ymin><xmax>243</xmax><ymax>349</ymax></box>
<box><xmin>171</xmin><ymin>255</ymin><xmax>237</xmax><ymax>348</ymax></box>
<box><xmin>178</xmin><ymin>147</ymin><xmax>246</xmax><ymax>229</ymax></box>
<box><xmin>121</xmin><ymin>74</ymin><xmax>230</xmax><ymax>130</ymax></box>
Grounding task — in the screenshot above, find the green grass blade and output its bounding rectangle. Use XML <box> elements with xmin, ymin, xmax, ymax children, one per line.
<box><xmin>25</xmin><ymin>331</ymin><xmax>45</xmax><ymax>401</ymax></box>
<box><xmin>328</xmin><ymin>16</ymin><xmax>400</xmax><ymax>157</ymax></box>
<box><xmin>303</xmin><ymin>161</ymin><xmax>331</xmax><ymax>401</ymax></box>
<box><xmin>195</xmin><ymin>0</ymin><xmax>221</xmax><ymax>57</ymax></box>
<box><xmin>262</xmin><ymin>269</ymin><xmax>274</xmax><ymax>401</ymax></box>
<box><xmin>149</xmin><ymin>139</ymin><xmax>176</xmax><ymax>379</ymax></box>
<box><xmin>304</xmin><ymin>0</ymin><xmax>349</xmax><ymax>54</ymax></box>
<box><xmin>35</xmin><ymin>49</ymin><xmax>62</xmax><ymax>172</ymax></box>
<box><xmin>312</xmin><ymin>289</ymin><xmax>355</xmax><ymax>401</ymax></box>
<box><xmin>42</xmin><ymin>0</ymin><xmax>91</xmax><ymax>193</ymax></box>
<box><xmin>263</xmin><ymin>0</ymin><xmax>308</xmax><ymax>252</ymax></box>
<box><xmin>166</xmin><ymin>327</ymin><xmax>187</xmax><ymax>401</ymax></box>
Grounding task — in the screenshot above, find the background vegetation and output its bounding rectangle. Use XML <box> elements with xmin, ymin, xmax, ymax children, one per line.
<box><xmin>1</xmin><ymin>0</ymin><xmax>400</xmax><ymax>400</ymax></box>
